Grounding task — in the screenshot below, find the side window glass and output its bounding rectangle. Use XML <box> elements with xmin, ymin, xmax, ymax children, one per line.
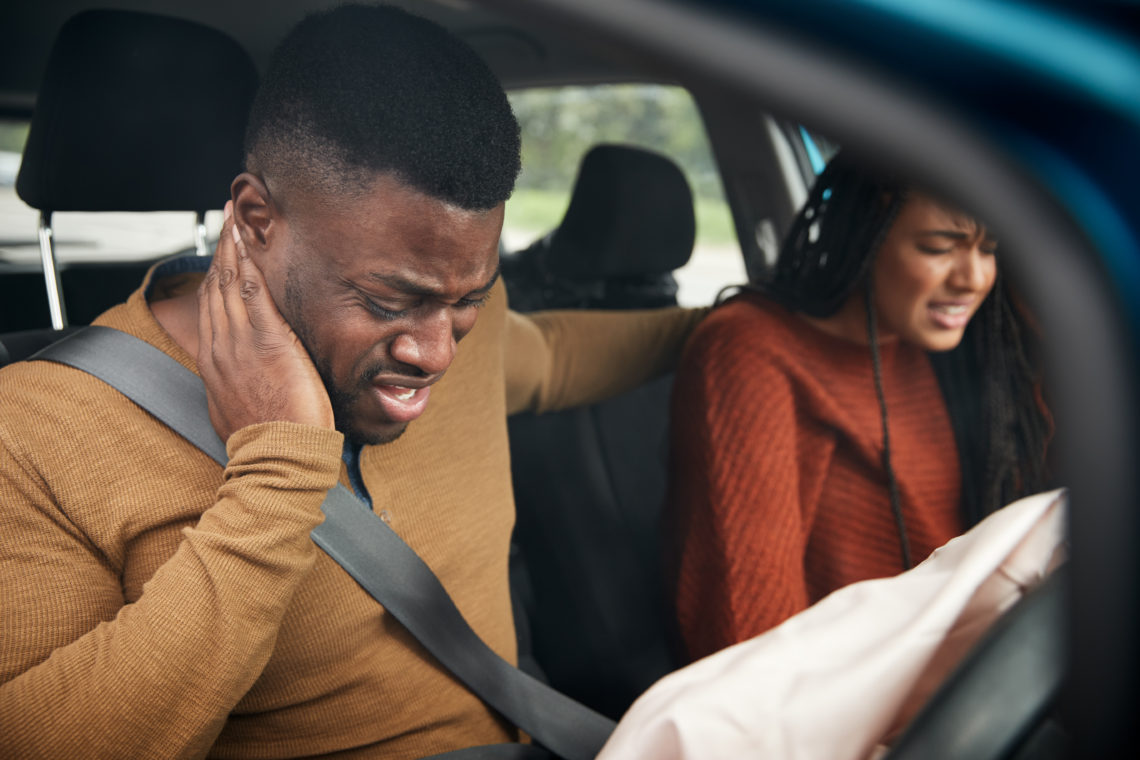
<box><xmin>0</xmin><ymin>121</ymin><xmax>34</xmax><ymax>261</ymax></box>
<box><xmin>798</xmin><ymin>126</ymin><xmax>840</xmax><ymax>176</ymax></box>
<box><xmin>504</xmin><ymin>85</ymin><xmax>745</xmax><ymax>307</ymax></box>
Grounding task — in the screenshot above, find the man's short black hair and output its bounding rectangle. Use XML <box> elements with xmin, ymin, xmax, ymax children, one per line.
<box><xmin>244</xmin><ymin>3</ymin><xmax>521</xmax><ymax>210</ymax></box>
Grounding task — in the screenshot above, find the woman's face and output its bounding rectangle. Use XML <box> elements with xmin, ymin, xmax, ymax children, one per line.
<box><xmin>871</xmin><ymin>193</ymin><xmax>998</xmax><ymax>352</ymax></box>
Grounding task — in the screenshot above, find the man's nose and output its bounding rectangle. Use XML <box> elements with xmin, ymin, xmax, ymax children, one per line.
<box><xmin>389</xmin><ymin>309</ymin><xmax>458</xmax><ymax>376</ymax></box>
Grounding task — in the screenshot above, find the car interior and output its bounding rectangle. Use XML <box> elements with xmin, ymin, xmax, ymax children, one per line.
<box><xmin>503</xmin><ymin>142</ymin><xmax>697</xmax><ymax>717</ymax></box>
<box><xmin>2</xmin><ymin>0</ymin><xmax>1138</xmax><ymax>757</ymax></box>
<box><xmin>0</xmin><ymin>0</ymin><xmax>789</xmax><ymax>723</ymax></box>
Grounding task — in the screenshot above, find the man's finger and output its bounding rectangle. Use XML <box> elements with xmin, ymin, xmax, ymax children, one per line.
<box><xmin>201</xmin><ymin>202</ymin><xmax>235</xmax><ymax>360</ymax></box>
<box><xmin>198</xmin><ymin>201</ymin><xmax>231</xmax><ymax>304</ymax></box>
<box><xmin>215</xmin><ymin>205</ymin><xmax>245</xmax><ymax>323</ymax></box>
<box><xmin>233</xmin><ymin>224</ymin><xmax>286</xmax><ymax>336</ymax></box>
<box><xmin>219</xmin><ymin>222</ymin><xmax>254</xmax><ymax>335</ymax></box>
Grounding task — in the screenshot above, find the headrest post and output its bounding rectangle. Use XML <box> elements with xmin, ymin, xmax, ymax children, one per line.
<box><xmin>194</xmin><ymin>211</ymin><xmax>209</xmax><ymax>257</ymax></box>
<box><xmin>36</xmin><ymin>211</ymin><xmax>68</xmax><ymax>329</ymax></box>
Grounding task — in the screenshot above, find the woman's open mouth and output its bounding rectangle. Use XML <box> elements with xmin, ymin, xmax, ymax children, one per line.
<box><xmin>928</xmin><ymin>302</ymin><xmax>972</xmax><ymax>330</ymax></box>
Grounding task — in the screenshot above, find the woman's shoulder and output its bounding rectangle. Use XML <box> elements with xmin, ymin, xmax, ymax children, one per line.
<box><xmin>674</xmin><ymin>292</ymin><xmax>812</xmax><ymax>395</ymax></box>
<box><xmin>698</xmin><ymin>290</ymin><xmax>793</xmax><ymax>334</ymax></box>
<box><xmin>685</xmin><ymin>289</ymin><xmax>885</xmax><ymax>384</ymax></box>
<box><xmin>690</xmin><ymin>290</ymin><xmax>809</xmax><ymax>355</ymax></box>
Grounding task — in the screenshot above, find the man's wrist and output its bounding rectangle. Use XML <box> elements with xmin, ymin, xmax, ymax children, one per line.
<box><xmin>224</xmin><ymin>422</ymin><xmax>345</xmax><ymax>495</ymax></box>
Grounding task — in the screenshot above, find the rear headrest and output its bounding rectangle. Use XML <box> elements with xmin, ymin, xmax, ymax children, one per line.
<box><xmin>17</xmin><ymin>9</ymin><xmax>257</xmax><ymax>213</ymax></box>
<box><xmin>547</xmin><ymin>144</ymin><xmax>696</xmax><ymax>279</ymax></box>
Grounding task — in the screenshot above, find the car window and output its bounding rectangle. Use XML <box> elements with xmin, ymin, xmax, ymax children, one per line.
<box><xmin>0</xmin><ymin>120</ymin><xmax>33</xmax><ymax>257</ymax></box>
<box><xmin>0</xmin><ymin>118</ymin><xmax>223</xmax><ymax>267</ymax></box>
<box><xmin>503</xmin><ymin>84</ymin><xmax>745</xmax><ymax>307</ymax></box>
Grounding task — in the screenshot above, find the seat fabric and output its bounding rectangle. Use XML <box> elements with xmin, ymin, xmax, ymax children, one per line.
<box><xmin>0</xmin><ymin>327</ymin><xmax>83</xmax><ymax>368</ymax></box>
<box><xmin>504</xmin><ymin>143</ymin><xmax>697</xmax><ymax>718</ymax></box>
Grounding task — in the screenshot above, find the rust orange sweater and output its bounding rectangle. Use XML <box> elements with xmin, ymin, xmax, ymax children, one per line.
<box><xmin>668</xmin><ymin>293</ymin><xmax>963</xmax><ymax>662</ymax></box>
<box><xmin>0</xmin><ymin>256</ymin><xmax>704</xmax><ymax>759</ymax></box>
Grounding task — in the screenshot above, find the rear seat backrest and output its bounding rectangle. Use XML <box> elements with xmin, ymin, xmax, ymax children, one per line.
<box><xmin>501</xmin><ymin>143</ymin><xmax>696</xmax><ymax>311</ymax></box>
<box><xmin>503</xmin><ymin>143</ymin><xmax>697</xmax><ymax>718</ymax></box>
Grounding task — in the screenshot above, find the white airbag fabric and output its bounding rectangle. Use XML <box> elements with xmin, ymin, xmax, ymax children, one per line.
<box><xmin>597</xmin><ymin>488</ymin><xmax>1067</xmax><ymax>760</ymax></box>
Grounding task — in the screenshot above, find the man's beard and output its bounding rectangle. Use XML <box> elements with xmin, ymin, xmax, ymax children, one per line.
<box><xmin>318</xmin><ymin>355</ymin><xmax>409</xmax><ymax>446</ymax></box>
<box><xmin>284</xmin><ymin>269</ymin><xmax>407</xmax><ymax>447</ymax></box>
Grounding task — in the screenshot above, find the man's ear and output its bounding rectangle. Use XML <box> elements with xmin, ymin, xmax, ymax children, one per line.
<box><xmin>231</xmin><ymin>172</ymin><xmax>277</xmax><ymax>258</ymax></box>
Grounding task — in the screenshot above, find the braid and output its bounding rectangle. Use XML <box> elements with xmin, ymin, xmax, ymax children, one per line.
<box><xmin>979</xmin><ymin>278</ymin><xmax>1051</xmax><ymax>513</ymax></box>
<box><xmin>752</xmin><ymin>150</ymin><xmax>1050</xmax><ymax>569</ymax></box>
<box><xmin>932</xmin><ymin>276</ymin><xmax>1051</xmax><ymax>525</ymax></box>
<box><xmin>757</xmin><ymin>153</ymin><xmax>903</xmax><ymax>315</ymax></box>
<box><xmin>865</xmin><ymin>274</ymin><xmax>914</xmax><ymax>570</ymax></box>
<box><xmin>756</xmin><ymin>153</ymin><xmax>915</xmax><ymax>569</ymax></box>
<box><xmin>981</xmin><ymin>281</ymin><xmax>1015</xmax><ymax>510</ymax></box>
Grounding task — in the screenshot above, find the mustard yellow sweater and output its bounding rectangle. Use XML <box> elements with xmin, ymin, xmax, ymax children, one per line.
<box><xmin>0</xmin><ymin>259</ymin><xmax>703</xmax><ymax>759</ymax></box>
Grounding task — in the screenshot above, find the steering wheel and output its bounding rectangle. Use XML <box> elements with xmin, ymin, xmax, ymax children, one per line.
<box><xmin>882</xmin><ymin>566</ymin><xmax>1068</xmax><ymax>760</ymax></box>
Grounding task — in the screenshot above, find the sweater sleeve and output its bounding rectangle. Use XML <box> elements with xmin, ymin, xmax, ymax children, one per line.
<box><xmin>667</xmin><ymin>314</ymin><xmax>834</xmax><ymax>662</ymax></box>
<box><xmin>503</xmin><ymin>306</ymin><xmax>707</xmax><ymax>415</ymax></box>
<box><xmin>0</xmin><ymin>421</ymin><xmax>343</xmax><ymax>759</ymax></box>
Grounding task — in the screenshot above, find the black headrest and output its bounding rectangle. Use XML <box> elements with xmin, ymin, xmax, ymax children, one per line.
<box><xmin>16</xmin><ymin>9</ymin><xmax>257</xmax><ymax>213</ymax></box>
<box><xmin>546</xmin><ymin>144</ymin><xmax>696</xmax><ymax>279</ymax></box>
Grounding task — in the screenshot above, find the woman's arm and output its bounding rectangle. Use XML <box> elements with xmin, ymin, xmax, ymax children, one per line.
<box><xmin>666</xmin><ymin>312</ymin><xmax>834</xmax><ymax>661</ymax></box>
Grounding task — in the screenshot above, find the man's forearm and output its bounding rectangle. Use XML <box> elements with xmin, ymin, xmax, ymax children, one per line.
<box><xmin>504</xmin><ymin>306</ymin><xmax>707</xmax><ymax>415</ymax></box>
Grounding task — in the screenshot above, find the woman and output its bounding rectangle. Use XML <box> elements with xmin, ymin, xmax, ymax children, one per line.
<box><xmin>666</xmin><ymin>152</ymin><xmax>1051</xmax><ymax>661</ymax></box>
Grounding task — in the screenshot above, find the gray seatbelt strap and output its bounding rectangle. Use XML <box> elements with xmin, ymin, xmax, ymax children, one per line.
<box><xmin>32</xmin><ymin>327</ymin><xmax>229</xmax><ymax>462</ymax></box>
<box><xmin>32</xmin><ymin>325</ymin><xmax>615</xmax><ymax>760</ymax></box>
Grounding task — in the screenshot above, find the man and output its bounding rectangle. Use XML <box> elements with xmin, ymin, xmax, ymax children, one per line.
<box><xmin>0</xmin><ymin>4</ymin><xmax>702</xmax><ymax>757</ymax></box>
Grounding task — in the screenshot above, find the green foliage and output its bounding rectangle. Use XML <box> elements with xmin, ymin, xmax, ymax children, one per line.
<box><xmin>504</xmin><ymin>187</ymin><xmax>737</xmax><ymax>247</ymax></box>
<box><xmin>509</xmin><ymin>85</ymin><xmax>726</xmax><ymax>201</ymax></box>
<box><xmin>503</xmin><ymin>187</ymin><xmax>568</xmax><ymax>239</ymax></box>
<box><xmin>0</xmin><ymin>121</ymin><xmax>29</xmax><ymax>153</ymax></box>
<box><xmin>505</xmin><ymin>84</ymin><xmax>739</xmax><ymax>251</ymax></box>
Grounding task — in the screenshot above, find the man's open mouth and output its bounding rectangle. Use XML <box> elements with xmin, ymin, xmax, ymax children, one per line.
<box><xmin>371</xmin><ymin>382</ymin><xmax>432</xmax><ymax>423</ymax></box>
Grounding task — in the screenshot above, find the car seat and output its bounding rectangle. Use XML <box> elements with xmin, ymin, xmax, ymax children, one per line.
<box><xmin>0</xmin><ymin>8</ymin><xmax>256</xmax><ymax>355</ymax></box>
<box><xmin>504</xmin><ymin>143</ymin><xmax>697</xmax><ymax>719</ymax></box>
<box><xmin>501</xmin><ymin>143</ymin><xmax>694</xmax><ymax>312</ymax></box>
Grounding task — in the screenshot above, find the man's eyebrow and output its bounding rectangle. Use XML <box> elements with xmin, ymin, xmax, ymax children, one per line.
<box><xmin>469</xmin><ymin>264</ymin><xmax>501</xmax><ymax>296</ymax></box>
<box><xmin>366</xmin><ymin>263</ymin><xmax>501</xmax><ymax>298</ymax></box>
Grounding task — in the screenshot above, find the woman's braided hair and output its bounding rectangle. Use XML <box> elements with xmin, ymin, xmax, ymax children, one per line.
<box><xmin>752</xmin><ymin>152</ymin><xmax>1050</xmax><ymax>567</ymax></box>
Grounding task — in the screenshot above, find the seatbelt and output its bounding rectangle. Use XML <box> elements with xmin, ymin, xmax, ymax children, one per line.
<box><xmin>31</xmin><ymin>325</ymin><xmax>616</xmax><ymax>760</ymax></box>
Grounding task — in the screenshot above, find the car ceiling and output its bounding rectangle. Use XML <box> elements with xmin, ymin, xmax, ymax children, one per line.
<box><xmin>0</xmin><ymin>0</ymin><xmax>652</xmax><ymax>114</ymax></box>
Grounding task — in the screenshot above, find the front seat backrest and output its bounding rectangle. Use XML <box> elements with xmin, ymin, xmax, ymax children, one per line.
<box><xmin>11</xmin><ymin>8</ymin><xmax>257</xmax><ymax>329</ymax></box>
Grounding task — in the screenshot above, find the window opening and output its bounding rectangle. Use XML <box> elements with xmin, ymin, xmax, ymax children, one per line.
<box><xmin>505</xmin><ymin>85</ymin><xmax>745</xmax><ymax>307</ymax></box>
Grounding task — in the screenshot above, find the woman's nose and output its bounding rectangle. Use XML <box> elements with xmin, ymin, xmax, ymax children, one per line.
<box><xmin>951</xmin><ymin>247</ymin><xmax>995</xmax><ymax>291</ymax></box>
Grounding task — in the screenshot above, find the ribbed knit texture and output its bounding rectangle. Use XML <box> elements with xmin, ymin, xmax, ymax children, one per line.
<box><xmin>668</xmin><ymin>292</ymin><xmax>962</xmax><ymax>662</ymax></box>
<box><xmin>0</xmin><ymin>261</ymin><xmax>704</xmax><ymax>759</ymax></box>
